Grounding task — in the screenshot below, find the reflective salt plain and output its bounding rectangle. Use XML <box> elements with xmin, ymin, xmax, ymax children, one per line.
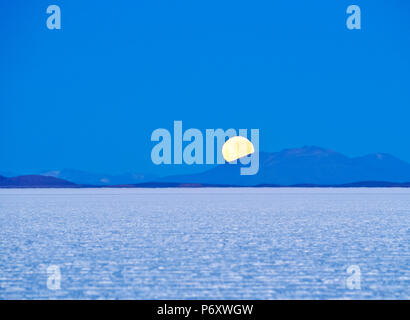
<box><xmin>0</xmin><ymin>188</ymin><xmax>409</xmax><ymax>299</ymax></box>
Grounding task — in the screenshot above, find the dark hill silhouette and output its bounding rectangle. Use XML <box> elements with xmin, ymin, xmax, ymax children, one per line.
<box><xmin>0</xmin><ymin>175</ymin><xmax>78</xmax><ymax>188</ymax></box>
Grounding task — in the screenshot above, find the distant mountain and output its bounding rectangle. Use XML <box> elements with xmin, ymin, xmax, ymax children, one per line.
<box><xmin>0</xmin><ymin>175</ymin><xmax>78</xmax><ymax>188</ymax></box>
<box><xmin>1</xmin><ymin>174</ymin><xmax>409</xmax><ymax>188</ymax></box>
<box><xmin>2</xmin><ymin>146</ymin><xmax>410</xmax><ymax>188</ymax></box>
<box><xmin>160</xmin><ymin>146</ymin><xmax>410</xmax><ymax>186</ymax></box>
<box><xmin>0</xmin><ymin>171</ymin><xmax>15</xmax><ymax>178</ymax></box>
<box><xmin>41</xmin><ymin>169</ymin><xmax>157</xmax><ymax>186</ymax></box>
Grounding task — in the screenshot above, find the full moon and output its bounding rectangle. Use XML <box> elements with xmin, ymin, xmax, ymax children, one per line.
<box><xmin>222</xmin><ymin>136</ymin><xmax>255</xmax><ymax>162</ymax></box>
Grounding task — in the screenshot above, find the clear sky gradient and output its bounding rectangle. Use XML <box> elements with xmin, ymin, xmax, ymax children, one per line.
<box><xmin>1</xmin><ymin>0</ymin><xmax>410</xmax><ymax>175</ymax></box>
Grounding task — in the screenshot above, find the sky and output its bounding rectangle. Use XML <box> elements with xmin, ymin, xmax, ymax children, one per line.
<box><xmin>1</xmin><ymin>0</ymin><xmax>410</xmax><ymax>176</ymax></box>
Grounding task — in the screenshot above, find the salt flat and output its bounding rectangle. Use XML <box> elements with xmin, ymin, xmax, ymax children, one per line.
<box><xmin>0</xmin><ymin>188</ymin><xmax>409</xmax><ymax>299</ymax></box>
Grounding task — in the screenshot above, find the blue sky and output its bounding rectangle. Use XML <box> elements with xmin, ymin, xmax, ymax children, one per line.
<box><xmin>1</xmin><ymin>0</ymin><xmax>410</xmax><ymax>175</ymax></box>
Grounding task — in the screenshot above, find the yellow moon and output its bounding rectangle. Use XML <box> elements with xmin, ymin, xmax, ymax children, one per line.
<box><xmin>222</xmin><ymin>136</ymin><xmax>255</xmax><ymax>162</ymax></box>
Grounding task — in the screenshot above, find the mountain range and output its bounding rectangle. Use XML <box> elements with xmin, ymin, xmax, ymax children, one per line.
<box><xmin>1</xmin><ymin>146</ymin><xmax>410</xmax><ymax>187</ymax></box>
<box><xmin>159</xmin><ymin>146</ymin><xmax>410</xmax><ymax>186</ymax></box>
